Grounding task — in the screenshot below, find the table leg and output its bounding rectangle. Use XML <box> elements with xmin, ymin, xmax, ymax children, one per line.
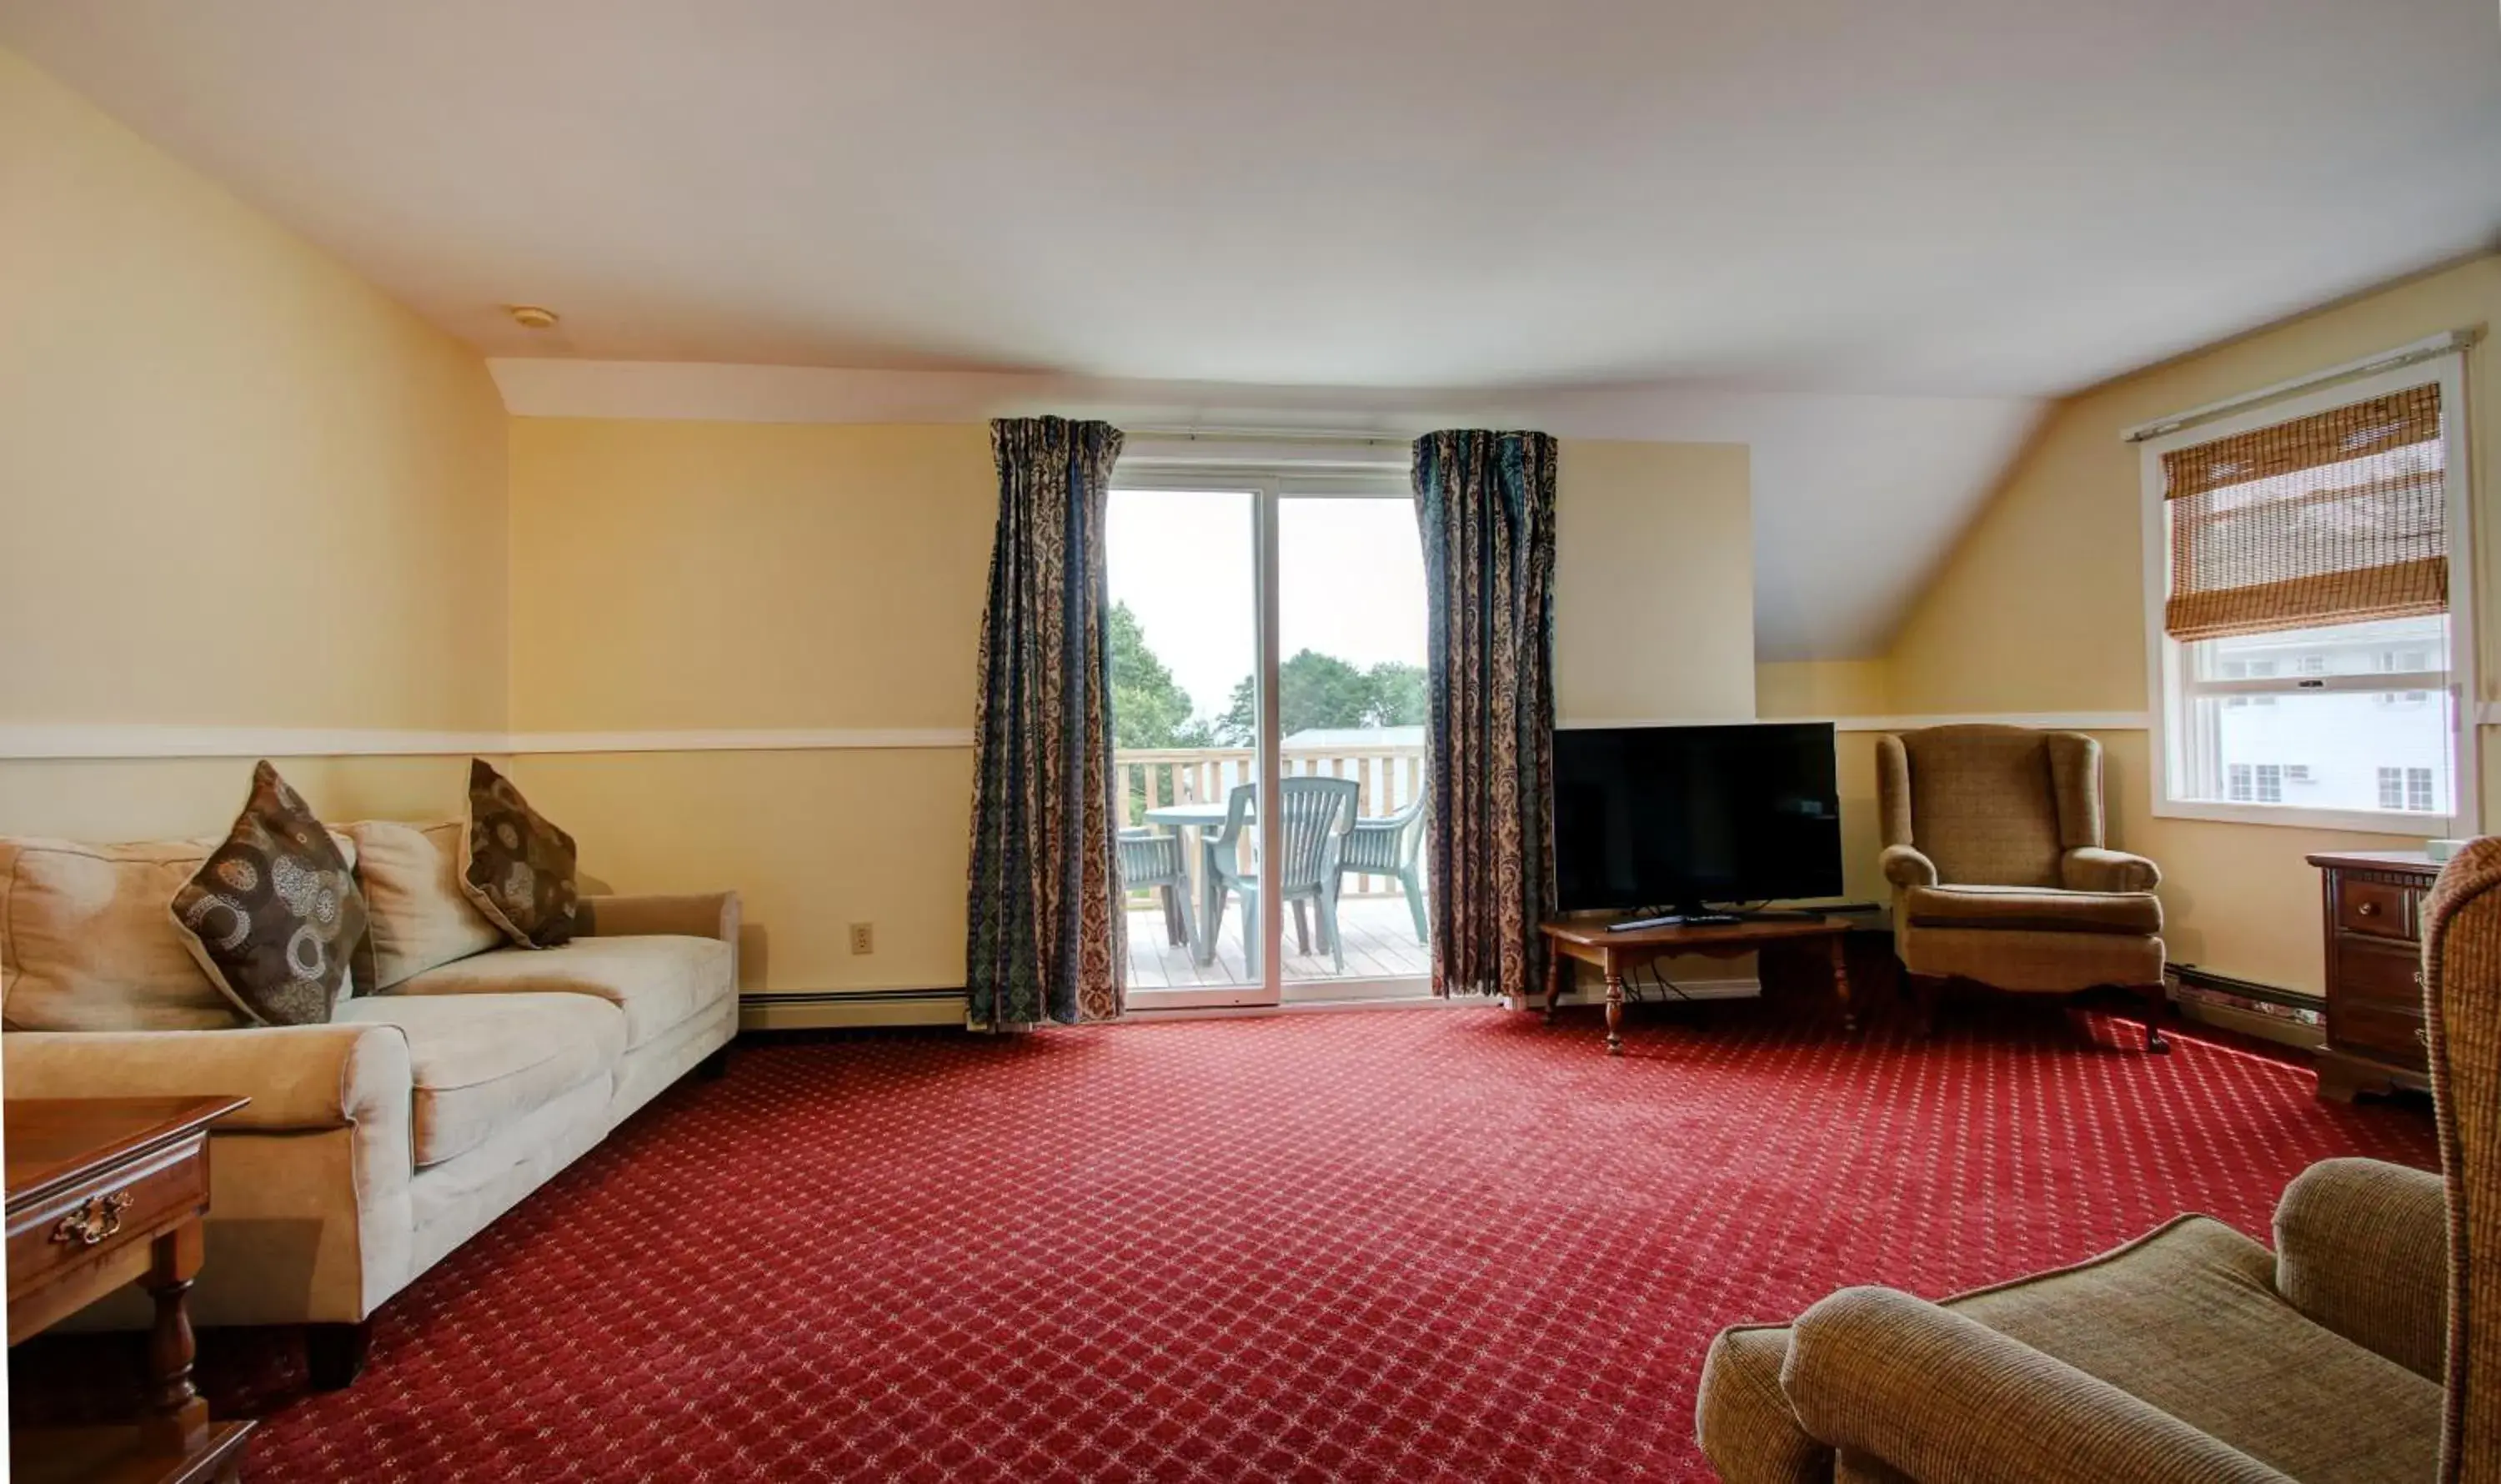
<box><xmin>1829</xmin><ymin>934</ymin><xmax>1856</xmax><ymax>1034</ymax></box>
<box><xmin>140</xmin><ymin>1223</ymin><xmax>209</xmax><ymax>1457</ymax></box>
<box><xmin>1542</xmin><ymin>952</ymin><xmax>1561</xmax><ymax>1021</ymax></box>
<box><xmin>1604</xmin><ymin>971</ymin><xmax>1625</xmax><ymax>1056</ymax></box>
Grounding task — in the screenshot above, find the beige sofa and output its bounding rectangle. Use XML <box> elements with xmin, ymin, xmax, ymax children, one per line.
<box><xmin>0</xmin><ymin>820</ymin><xmax>739</xmax><ymax>1387</ymax></box>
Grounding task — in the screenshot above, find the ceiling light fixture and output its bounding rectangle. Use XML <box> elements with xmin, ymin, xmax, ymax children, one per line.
<box><xmin>507</xmin><ymin>304</ymin><xmax>559</xmax><ymax>330</ymax></box>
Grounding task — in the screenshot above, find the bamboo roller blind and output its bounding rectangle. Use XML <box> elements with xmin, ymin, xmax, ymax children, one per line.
<box><xmin>2163</xmin><ymin>384</ymin><xmax>2448</xmax><ymax>643</ymax></box>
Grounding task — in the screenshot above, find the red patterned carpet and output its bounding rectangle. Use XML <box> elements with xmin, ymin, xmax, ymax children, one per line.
<box><xmin>14</xmin><ymin>1000</ymin><xmax>2434</xmax><ymax>1481</ymax></box>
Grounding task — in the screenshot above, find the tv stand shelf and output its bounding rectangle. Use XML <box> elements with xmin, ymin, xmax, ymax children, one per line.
<box><xmin>1538</xmin><ymin>913</ymin><xmax>1856</xmax><ymax>1055</ymax></box>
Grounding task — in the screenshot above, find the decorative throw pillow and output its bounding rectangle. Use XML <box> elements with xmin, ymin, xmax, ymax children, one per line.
<box><xmin>168</xmin><ymin>762</ymin><xmax>369</xmax><ymax>1026</ymax></box>
<box><xmin>459</xmin><ymin>759</ymin><xmax>579</xmax><ymax>949</ymax></box>
<box><xmin>344</xmin><ymin>820</ymin><xmax>504</xmax><ymax>988</ymax></box>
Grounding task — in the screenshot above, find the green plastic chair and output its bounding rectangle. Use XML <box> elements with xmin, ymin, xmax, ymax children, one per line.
<box><xmin>1117</xmin><ymin>827</ymin><xmax>1194</xmax><ymax>948</ymax></box>
<box><xmin>1197</xmin><ymin>777</ymin><xmax>1359</xmax><ymax>978</ymax></box>
<box><xmin>1339</xmin><ymin>795</ymin><xmax>1429</xmax><ymax>944</ymax></box>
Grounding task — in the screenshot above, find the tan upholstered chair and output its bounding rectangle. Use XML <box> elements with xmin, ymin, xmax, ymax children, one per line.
<box><xmin>1877</xmin><ymin>724</ymin><xmax>2168</xmax><ymax>1050</ymax></box>
<box><xmin>1693</xmin><ymin>835</ymin><xmax>2501</xmax><ymax>1484</ymax></box>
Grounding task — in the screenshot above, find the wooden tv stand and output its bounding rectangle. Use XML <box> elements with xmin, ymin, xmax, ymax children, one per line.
<box><xmin>1538</xmin><ymin>914</ymin><xmax>1855</xmax><ymax>1055</ymax></box>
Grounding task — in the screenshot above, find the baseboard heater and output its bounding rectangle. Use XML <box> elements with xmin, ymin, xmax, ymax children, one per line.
<box><xmin>738</xmin><ymin>987</ymin><xmax>965</xmax><ymax>1032</ymax></box>
<box><xmin>2166</xmin><ymin>964</ymin><xmax>2323</xmax><ymax>1043</ymax></box>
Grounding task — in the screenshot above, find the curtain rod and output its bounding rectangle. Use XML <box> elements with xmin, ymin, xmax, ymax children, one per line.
<box><xmin>2120</xmin><ymin>328</ymin><xmax>2479</xmax><ymax>444</ymax></box>
<box><xmin>1121</xmin><ymin>424</ymin><xmax>1421</xmax><ymax>446</ymax></box>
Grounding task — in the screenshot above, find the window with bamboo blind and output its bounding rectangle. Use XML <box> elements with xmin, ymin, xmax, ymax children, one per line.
<box><xmin>2142</xmin><ymin>353</ymin><xmax>2472</xmax><ymax>831</ymax></box>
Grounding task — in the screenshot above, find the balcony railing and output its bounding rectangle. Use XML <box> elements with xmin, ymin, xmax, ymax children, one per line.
<box><xmin>1114</xmin><ymin>745</ymin><xmax>1426</xmax><ymax>896</ymax></box>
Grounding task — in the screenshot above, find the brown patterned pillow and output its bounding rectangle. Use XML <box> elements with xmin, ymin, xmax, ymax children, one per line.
<box><xmin>168</xmin><ymin>762</ymin><xmax>370</xmax><ymax>1026</ymax></box>
<box><xmin>459</xmin><ymin>759</ymin><xmax>578</xmax><ymax>948</ymax></box>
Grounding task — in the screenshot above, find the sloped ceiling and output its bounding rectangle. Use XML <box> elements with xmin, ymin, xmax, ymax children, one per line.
<box><xmin>4</xmin><ymin>0</ymin><xmax>2493</xmax><ymax>656</ymax></box>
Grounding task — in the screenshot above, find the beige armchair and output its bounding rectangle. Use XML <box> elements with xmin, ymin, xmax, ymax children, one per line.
<box><xmin>1877</xmin><ymin>724</ymin><xmax>2168</xmax><ymax>1050</ymax></box>
<box><xmin>1695</xmin><ymin>835</ymin><xmax>2501</xmax><ymax>1484</ymax></box>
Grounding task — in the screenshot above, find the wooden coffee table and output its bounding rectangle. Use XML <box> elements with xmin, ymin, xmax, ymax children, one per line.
<box><xmin>1540</xmin><ymin>914</ymin><xmax>1856</xmax><ymax>1055</ymax></box>
<box><xmin>6</xmin><ymin>1096</ymin><xmax>255</xmax><ymax>1484</ymax></box>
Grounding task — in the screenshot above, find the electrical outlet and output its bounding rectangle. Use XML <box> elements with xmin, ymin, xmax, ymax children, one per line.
<box><xmin>848</xmin><ymin>922</ymin><xmax>875</xmax><ymax>955</ymax></box>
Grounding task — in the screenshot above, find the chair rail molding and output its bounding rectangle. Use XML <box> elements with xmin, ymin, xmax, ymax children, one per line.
<box><xmin>0</xmin><ymin>724</ymin><xmax>977</xmax><ymax>761</ymax></box>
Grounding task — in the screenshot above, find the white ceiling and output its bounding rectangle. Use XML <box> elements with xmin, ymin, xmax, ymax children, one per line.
<box><xmin>3</xmin><ymin>0</ymin><xmax>2493</xmax><ymax>657</ymax></box>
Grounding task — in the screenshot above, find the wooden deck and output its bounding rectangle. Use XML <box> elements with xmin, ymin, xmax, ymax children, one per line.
<box><xmin>1126</xmin><ymin>893</ymin><xmax>1431</xmax><ymax>988</ymax></box>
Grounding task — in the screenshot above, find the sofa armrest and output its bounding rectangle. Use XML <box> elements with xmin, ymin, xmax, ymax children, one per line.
<box><xmin>1880</xmin><ymin>845</ymin><xmax>1939</xmax><ymax>890</ymax></box>
<box><xmin>2273</xmin><ymin>1157</ymin><xmax>2448</xmax><ymax>1381</ymax></box>
<box><xmin>3</xmin><ymin>1024</ymin><xmax>413</xmax><ymax>1133</ymax></box>
<box><xmin>1784</xmin><ymin>1286</ymin><xmax>2293</xmax><ymax>1484</ymax></box>
<box><xmin>576</xmin><ymin>890</ymin><xmax>740</xmax><ymax>945</ymax></box>
<box><xmin>2062</xmin><ymin>847</ymin><xmax>2162</xmax><ymax>894</ymax></box>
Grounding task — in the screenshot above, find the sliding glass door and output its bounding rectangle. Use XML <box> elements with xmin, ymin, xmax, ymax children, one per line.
<box><xmin>1109</xmin><ymin>471</ymin><xmax>1431</xmax><ymax>1010</ymax></box>
<box><xmin>1106</xmin><ymin>484</ymin><xmax>1269</xmax><ymax>1007</ymax></box>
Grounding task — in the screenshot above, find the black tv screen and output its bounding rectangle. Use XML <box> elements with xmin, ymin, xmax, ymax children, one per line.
<box><xmin>1552</xmin><ymin>722</ymin><xmax>1842</xmax><ymax>912</ymax></box>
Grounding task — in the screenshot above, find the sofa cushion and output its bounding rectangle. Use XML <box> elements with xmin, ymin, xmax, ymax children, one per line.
<box><xmin>460</xmin><ymin>760</ymin><xmax>579</xmax><ymax>949</ymax></box>
<box><xmin>1904</xmin><ymin>883</ymin><xmax>2163</xmax><ymax>936</ymax></box>
<box><xmin>2</xmin><ymin>835</ymin><xmax>238</xmax><ymax>1030</ymax></box>
<box><xmin>1896</xmin><ymin>923</ymin><xmax>2164</xmax><ymax>995</ymax></box>
<box><xmin>170</xmin><ymin>763</ymin><xmax>369</xmax><ymax>1027</ymax></box>
<box><xmin>392</xmin><ymin>935</ymin><xmax>732</xmax><ymax>1051</ymax></box>
<box><xmin>4</xmin><ymin>825</ymin><xmax>373</xmax><ymax>1032</ymax></box>
<box><xmin>346</xmin><ymin>820</ymin><xmax>504</xmax><ymax>989</ymax></box>
<box><xmin>336</xmin><ymin>992</ymin><xmax>624</xmax><ymax>1168</ymax></box>
<box><xmin>1947</xmin><ymin>1214</ymin><xmax>2439</xmax><ymax>1481</ymax></box>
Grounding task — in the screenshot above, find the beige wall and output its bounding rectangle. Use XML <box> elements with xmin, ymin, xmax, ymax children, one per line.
<box><xmin>505</xmin><ymin>424</ymin><xmax>1757</xmax><ymax>1000</ymax></box>
<box><xmin>1754</xmin><ymin>659</ymin><xmax>1892</xmax><ymax>720</ymax></box>
<box><xmin>1881</xmin><ymin>253</ymin><xmax>2501</xmax><ymax>994</ymax></box>
<box><xmin>0</xmin><ymin>757</ymin><xmax>481</xmax><ymax>847</ymax></box>
<box><xmin>1891</xmin><ymin>256</ymin><xmax>2499</xmax><ymax>714</ymax></box>
<box><xmin>0</xmin><ymin>49</ymin><xmax>508</xmax><ymax>840</ymax></box>
<box><xmin>504</xmin><ymin>420</ymin><xmax>995</xmax><ymax>995</ymax></box>
<box><xmin>1546</xmin><ymin>439</ymin><xmax>1759</xmax><ymax>990</ymax></box>
<box><xmin>1556</xmin><ymin>440</ymin><xmax>1755</xmax><ymax>723</ymax></box>
<box><xmin>505</xmin><ymin>420</ymin><xmax>994</xmax><ymax>732</ymax></box>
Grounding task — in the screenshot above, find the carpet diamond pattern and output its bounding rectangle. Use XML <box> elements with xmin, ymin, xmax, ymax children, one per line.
<box><xmin>12</xmin><ymin>1000</ymin><xmax>2435</xmax><ymax>1480</ymax></box>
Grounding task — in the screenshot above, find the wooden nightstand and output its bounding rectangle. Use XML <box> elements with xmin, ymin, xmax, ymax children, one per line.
<box><xmin>6</xmin><ymin>1096</ymin><xmax>255</xmax><ymax>1483</ymax></box>
<box><xmin>2308</xmin><ymin>850</ymin><xmax>2440</xmax><ymax>1103</ymax></box>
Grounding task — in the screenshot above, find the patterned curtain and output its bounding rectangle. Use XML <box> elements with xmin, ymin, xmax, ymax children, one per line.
<box><xmin>965</xmin><ymin>417</ymin><xmax>1127</xmax><ymax>1030</ymax></box>
<box><xmin>1412</xmin><ymin>431</ymin><xmax>1559</xmax><ymax>1000</ymax></box>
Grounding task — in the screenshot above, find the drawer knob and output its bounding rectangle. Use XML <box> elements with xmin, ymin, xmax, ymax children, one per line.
<box><xmin>2358</xmin><ymin>901</ymin><xmax>2383</xmax><ymax>917</ymax></box>
<box><xmin>50</xmin><ymin>1189</ymin><xmax>133</xmax><ymax>1247</ymax></box>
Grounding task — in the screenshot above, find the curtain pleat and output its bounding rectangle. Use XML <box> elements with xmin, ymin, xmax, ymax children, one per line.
<box><xmin>1412</xmin><ymin>430</ymin><xmax>1558</xmax><ymax>1000</ymax></box>
<box><xmin>965</xmin><ymin>417</ymin><xmax>1126</xmax><ymax>1029</ymax></box>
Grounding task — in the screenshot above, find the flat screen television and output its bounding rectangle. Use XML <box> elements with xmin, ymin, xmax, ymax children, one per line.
<box><xmin>1552</xmin><ymin>722</ymin><xmax>1842</xmax><ymax>913</ymax></box>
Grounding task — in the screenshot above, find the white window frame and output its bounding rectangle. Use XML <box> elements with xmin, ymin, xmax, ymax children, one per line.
<box><xmin>2140</xmin><ymin>352</ymin><xmax>2476</xmax><ymax>835</ymax></box>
